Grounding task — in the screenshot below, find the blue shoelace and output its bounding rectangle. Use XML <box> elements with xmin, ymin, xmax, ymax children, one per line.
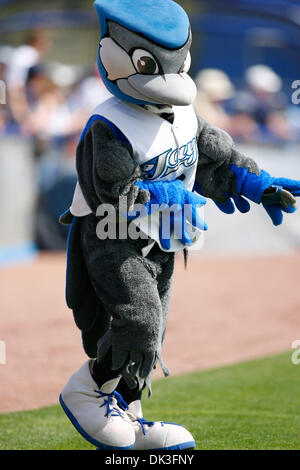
<box><xmin>95</xmin><ymin>389</ymin><xmax>182</xmax><ymax>436</ymax></box>
<box><xmin>95</xmin><ymin>389</ymin><xmax>129</xmax><ymax>418</ymax></box>
<box><xmin>134</xmin><ymin>419</ymin><xmax>183</xmax><ymax>436</ymax></box>
<box><xmin>134</xmin><ymin>418</ymin><xmax>155</xmax><ymax>436</ymax></box>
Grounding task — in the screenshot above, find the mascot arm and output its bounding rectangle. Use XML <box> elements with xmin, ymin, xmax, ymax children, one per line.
<box><xmin>195</xmin><ymin>116</ymin><xmax>298</xmax><ymax>225</ymax></box>
<box><xmin>76</xmin><ymin>118</ymin><xmax>149</xmax><ymax>214</ymax></box>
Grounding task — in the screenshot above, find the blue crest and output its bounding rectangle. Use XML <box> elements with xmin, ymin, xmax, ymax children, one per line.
<box><xmin>94</xmin><ymin>0</ymin><xmax>190</xmax><ymax>49</ymax></box>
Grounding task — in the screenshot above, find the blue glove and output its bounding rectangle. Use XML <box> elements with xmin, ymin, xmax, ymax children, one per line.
<box><xmin>159</xmin><ymin>201</ymin><xmax>207</xmax><ymax>250</ymax></box>
<box><xmin>213</xmin><ymin>166</ymin><xmax>299</xmax><ymax>225</ymax></box>
<box><xmin>193</xmin><ymin>180</ymin><xmax>251</xmax><ymax>215</ymax></box>
<box><xmin>129</xmin><ymin>179</ymin><xmax>208</xmax><ymax>249</ymax></box>
<box><xmin>213</xmin><ymin>194</ymin><xmax>251</xmax><ymax>215</ymax></box>
<box><xmin>229</xmin><ymin>165</ymin><xmax>300</xmax><ymax>203</ymax></box>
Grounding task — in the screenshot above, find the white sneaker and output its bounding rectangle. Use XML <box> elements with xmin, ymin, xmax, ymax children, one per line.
<box><xmin>59</xmin><ymin>361</ymin><xmax>135</xmax><ymax>450</ymax></box>
<box><xmin>127</xmin><ymin>400</ymin><xmax>196</xmax><ymax>450</ymax></box>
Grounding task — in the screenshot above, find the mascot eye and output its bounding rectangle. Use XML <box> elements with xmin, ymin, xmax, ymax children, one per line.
<box><xmin>180</xmin><ymin>52</ymin><xmax>191</xmax><ymax>74</ymax></box>
<box><xmin>132</xmin><ymin>49</ymin><xmax>159</xmax><ymax>75</ymax></box>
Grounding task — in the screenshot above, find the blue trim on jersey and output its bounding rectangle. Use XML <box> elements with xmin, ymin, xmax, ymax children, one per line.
<box><xmin>59</xmin><ymin>394</ymin><xmax>134</xmax><ymax>450</ymax></box>
<box><xmin>79</xmin><ymin>113</ymin><xmax>131</xmax><ymax>146</ymax></box>
<box><xmin>60</xmin><ymin>208</ymin><xmax>70</xmax><ymax>219</ymax></box>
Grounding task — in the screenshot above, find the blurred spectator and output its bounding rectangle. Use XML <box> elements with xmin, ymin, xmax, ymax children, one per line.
<box><xmin>24</xmin><ymin>65</ymin><xmax>84</xmax><ymax>141</ymax></box>
<box><xmin>0</xmin><ymin>46</ymin><xmax>13</xmax><ymax>134</ymax></box>
<box><xmin>34</xmin><ymin>173</ymin><xmax>77</xmax><ymax>251</ymax></box>
<box><xmin>5</xmin><ymin>29</ymin><xmax>51</xmax><ymax>126</ymax></box>
<box><xmin>27</xmin><ymin>64</ymin><xmax>111</xmax><ymax>251</ymax></box>
<box><xmin>286</xmin><ymin>105</ymin><xmax>300</xmax><ymax>141</ymax></box>
<box><xmin>0</xmin><ymin>45</ymin><xmax>12</xmax><ymax>82</ymax></box>
<box><xmin>193</xmin><ymin>68</ymin><xmax>235</xmax><ymax>133</ymax></box>
<box><xmin>0</xmin><ymin>105</ymin><xmax>6</xmax><ymax>134</ymax></box>
<box><xmin>228</xmin><ymin>65</ymin><xmax>297</xmax><ymax>143</ymax></box>
<box><xmin>68</xmin><ymin>65</ymin><xmax>112</xmax><ymax>115</ymax></box>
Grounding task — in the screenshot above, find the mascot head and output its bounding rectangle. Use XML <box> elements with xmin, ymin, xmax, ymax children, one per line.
<box><xmin>94</xmin><ymin>0</ymin><xmax>197</xmax><ymax>106</ymax></box>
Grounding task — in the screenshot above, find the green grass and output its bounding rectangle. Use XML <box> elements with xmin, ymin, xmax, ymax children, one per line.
<box><xmin>1</xmin><ymin>352</ymin><xmax>299</xmax><ymax>450</ymax></box>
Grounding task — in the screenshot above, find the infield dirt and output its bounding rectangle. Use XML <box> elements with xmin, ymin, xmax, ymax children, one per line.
<box><xmin>1</xmin><ymin>251</ymin><xmax>300</xmax><ymax>413</ymax></box>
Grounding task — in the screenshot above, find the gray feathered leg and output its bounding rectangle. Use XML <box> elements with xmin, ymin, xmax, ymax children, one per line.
<box><xmin>80</xmin><ymin>214</ymin><xmax>174</xmax><ymax>395</ymax></box>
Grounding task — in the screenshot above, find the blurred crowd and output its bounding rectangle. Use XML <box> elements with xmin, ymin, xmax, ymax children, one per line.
<box><xmin>1</xmin><ymin>30</ymin><xmax>299</xmax><ymax>148</ymax></box>
<box><xmin>0</xmin><ymin>29</ymin><xmax>299</xmax><ymax>253</ymax></box>
<box><xmin>0</xmin><ymin>30</ymin><xmax>112</xmax><ymax>252</ymax></box>
<box><xmin>0</xmin><ymin>30</ymin><xmax>111</xmax><ymax>157</ymax></box>
<box><xmin>194</xmin><ymin>66</ymin><xmax>300</xmax><ymax>144</ymax></box>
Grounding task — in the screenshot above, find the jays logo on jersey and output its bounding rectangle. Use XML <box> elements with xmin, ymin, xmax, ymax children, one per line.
<box><xmin>141</xmin><ymin>138</ymin><xmax>198</xmax><ymax>181</ymax></box>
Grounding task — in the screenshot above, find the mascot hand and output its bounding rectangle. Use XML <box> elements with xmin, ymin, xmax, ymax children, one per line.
<box><xmin>229</xmin><ymin>165</ymin><xmax>300</xmax><ymax>203</ymax></box>
<box><xmin>261</xmin><ymin>185</ymin><xmax>297</xmax><ymax>226</ymax></box>
<box><xmin>133</xmin><ymin>179</ymin><xmax>206</xmax><ymax>211</ymax></box>
<box><xmin>213</xmin><ymin>194</ymin><xmax>251</xmax><ymax>215</ymax></box>
<box><xmin>159</xmin><ymin>196</ymin><xmax>208</xmax><ymax>250</ymax></box>
<box><xmin>97</xmin><ymin>327</ymin><xmax>161</xmax><ymax>390</ymax></box>
<box><xmin>193</xmin><ymin>179</ymin><xmax>251</xmax><ymax>215</ymax></box>
<box><xmin>208</xmin><ymin>167</ymin><xmax>300</xmax><ymax>225</ymax></box>
<box><xmin>128</xmin><ymin>180</ymin><xmax>207</xmax><ymax>249</ymax></box>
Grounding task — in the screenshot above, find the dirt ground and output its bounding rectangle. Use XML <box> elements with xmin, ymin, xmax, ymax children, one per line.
<box><xmin>1</xmin><ymin>251</ymin><xmax>300</xmax><ymax>414</ymax></box>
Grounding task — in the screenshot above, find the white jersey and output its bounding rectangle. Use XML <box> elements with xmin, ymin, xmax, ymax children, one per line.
<box><xmin>71</xmin><ymin>97</ymin><xmax>205</xmax><ymax>253</ymax></box>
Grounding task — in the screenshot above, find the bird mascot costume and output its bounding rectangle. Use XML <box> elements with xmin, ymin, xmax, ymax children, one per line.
<box><xmin>59</xmin><ymin>0</ymin><xmax>300</xmax><ymax>450</ymax></box>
